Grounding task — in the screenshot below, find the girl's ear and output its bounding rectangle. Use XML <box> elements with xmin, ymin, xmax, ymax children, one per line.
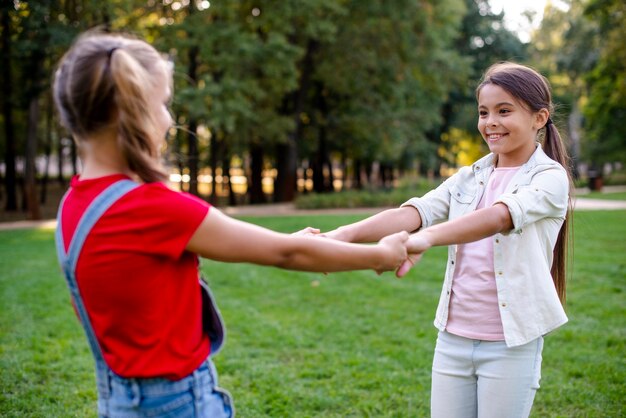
<box><xmin>534</xmin><ymin>108</ymin><xmax>550</xmax><ymax>130</ymax></box>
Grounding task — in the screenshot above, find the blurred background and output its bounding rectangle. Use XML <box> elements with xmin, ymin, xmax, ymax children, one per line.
<box><xmin>1</xmin><ymin>0</ymin><xmax>624</xmax><ymax>220</ymax></box>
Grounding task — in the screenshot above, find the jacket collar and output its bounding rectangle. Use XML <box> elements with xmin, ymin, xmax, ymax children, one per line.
<box><xmin>471</xmin><ymin>143</ymin><xmax>559</xmax><ymax>175</ymax></box>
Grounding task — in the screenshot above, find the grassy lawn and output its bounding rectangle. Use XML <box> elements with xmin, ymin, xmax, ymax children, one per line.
<box><xmin>1</xmin><ymin>211</ymin><xmax>624</xmax><ymax>417</ymax></box>
<box><xmin>576</xmin><ymin>191</ymin><xmax>626</xmax><ymax>201</ymax></box>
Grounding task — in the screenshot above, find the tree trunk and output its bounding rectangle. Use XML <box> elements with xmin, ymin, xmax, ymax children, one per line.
<box><xmin>24</xmin><ymin>97</ymin><xmax>41</xmax><ymax>220</ymax></box>
<box><xmin>1</xmin><ymin>7</ymin><xmax>17</xmax><ymax>211</ymax></box>
<box><xmin>209</xmin><ymin>133</ymin><xmax>219</xmax><ymax>205</ymax></box>
<box><xmin>223</xmin><ymin>148</ymin><xmax>236</xmax><ymax>207</ymax></box>
<box><xmin>364</xmin><ymin>161</ymin><xmax>372</xmax><ymax>186</ymax></box>
<box><xmin>249</xmin><ymin>143</ymin><xmax>265</xmax><ymax>204</ymax></box>
<box><xmin>186</xmin><ymin>44</ymin><xmax>200</xmax><ymax>196</ymax></box>
<box><xmin>187</xmin><ymin>120</ymin><xmax>199</xmax><ymax>196</ymax></box>
<box><xmin>274</xmin><ymin>140</ymin><xmax>297</xmax><ymax>202</ymax></box>
<box><xmin>353</xmin><ymin>159</ymin><xmax>363</xmax><ymax>190</ymax></box>
<box><xmin>274</xmin><ymin>40</ymin><xmax>318</xmax><ymax>202</ymax></box>
<box><xmin>40</xmin><ymin>92</ymin><xmax>53</xmax><ymax>204</ymax></box>
<box><xmin>171</xmin><ymin>128</ymin><xmax>185</xmax><ymax>191</ymax></box>
<box><xmin>56</xmin><ymin>130</ymin><xmax>66</xmax><ymax>186</ymax></box>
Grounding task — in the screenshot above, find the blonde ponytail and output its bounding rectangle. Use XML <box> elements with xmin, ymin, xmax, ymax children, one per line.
<box><xmin>109</xmin><ymin>47</ymin><xmax>168</xmax><ymax>183</ymax></box>
<box><xmin>53</xmin><ymin>32</ymin><xmax>170</xmax><ymax>183</ymax></box>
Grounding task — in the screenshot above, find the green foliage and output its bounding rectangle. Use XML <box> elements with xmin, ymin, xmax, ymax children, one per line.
<box><xmin>532</xmin><ymin>0</ymin><xmax>626</xmax><ymax>167</ymax></box>
<box><xmin>1</xmin><ymin>211</ymin><xmax>625</xmax><ymax>416</ymax></box>
<box><xmin>316</xmin><ymin>0</ymin><xmax>468</xmax><ymax>165</ymax></box>
<box><xmin>434</xmin><ymin>0</ymin><xmax>527</xmax><ymax>169</ymax></box>
<box><xmin>580</xmin><ymin>0</ymin><xmax>626</xmax><ymax>165</ymax></box>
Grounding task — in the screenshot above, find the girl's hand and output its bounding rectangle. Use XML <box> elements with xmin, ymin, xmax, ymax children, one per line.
<box><xmin>395</xmin><ymin>254</ymin><xmax>421</xmax><ymax>278</ymax></box>
<box><xmin>376</xmin><ymin>231</ymin><xmax>410</xmax><ymax>274</ymax></box>
<box><xmin>292</xmin><ymin>227</ymin><xmax>320</xmax><ymax>236</ymax></box>
<box><xmin>396</xmin><ymin>233</ymin><xmax>432</xmax><ymax>278</ymax></box>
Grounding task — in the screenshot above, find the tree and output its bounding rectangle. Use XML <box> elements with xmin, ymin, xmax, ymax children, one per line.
<box><xmin>309</xmin><ymin>0</ymin><xmax>468</xmax><ymax>188</ymax></box>
<box><xmin>531</xmin><ymin>0</ymin><xmax>597</xmax><ymax>177</ymax></box>
<box><xmin>1</xmin><ymin>0</ymin><xmax>119</xmax><ymax>217</ymax></box>
<box><xmin>438</xmin><ymin>0</ymin><xmax>527</xmax><ymax>171</ymax></box>
<box><xmin>531</xmin><ymin>0</ymin><xmax>626</xmax><ymax>171</ymax></box>
<box><xmin>581</xmin><ymin>0</ymin><xmax>626</xmax><ymax>165</ymax></box>
<box><xmin>1</xmin><ymin>3</ymin><xmax>17</xmax><ymax>211</ymax></box>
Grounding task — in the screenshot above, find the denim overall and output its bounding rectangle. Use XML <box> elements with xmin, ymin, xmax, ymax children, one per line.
<box><xmin>55</xmin><ymin>179</ymin><xmax>234</xmax><ymax>417</ymax></box>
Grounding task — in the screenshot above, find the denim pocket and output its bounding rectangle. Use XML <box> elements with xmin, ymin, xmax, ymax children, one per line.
<box><xmin>107</xmin><ymin>377</ymin><xmax>195</xmax><ymax>417</ymax></box>
<box><xmin>450</xmin><ymin>185</ymin><xmax>474</xmax><ymax>204</ymax></box>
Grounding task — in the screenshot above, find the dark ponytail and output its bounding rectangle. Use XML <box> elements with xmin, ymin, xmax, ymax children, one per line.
<box><xmin>543</xmin><ymin>121</ymin><xmax>573</xmax><ymax>304</ymax></box>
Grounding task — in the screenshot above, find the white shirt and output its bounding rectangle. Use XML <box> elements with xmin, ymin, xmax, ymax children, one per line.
<box><xmin>402</xmin><ymin>145</ymin><xmax>569</xmax><ymax>347</ymax></box>
<box><xmin>447</xmin><ymin>166</ymin><xmax>520</xmax><ymax>341</ymax></box>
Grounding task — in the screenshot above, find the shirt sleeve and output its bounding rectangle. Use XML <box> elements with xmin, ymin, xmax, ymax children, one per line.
<box><xmin>496</xmin><ymin>165</ymin><xmax>569</xmax><ymax>234</ymax></box>
<box><xmin>400</xmin><ymin>169</ymin><xmax>466</xmax><ymax>228</ymax></box>
<box><xmin>123</xmin><ymin>183</ymin><xmax>210</xmax><ymax>259</ymax></box>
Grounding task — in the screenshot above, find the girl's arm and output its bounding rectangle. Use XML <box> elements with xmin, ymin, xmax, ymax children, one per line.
<box><xmin>323</xmin><ymin>206</ymin><xmax>422</xmax><ymax>243</ymax></box>
<box><xmin>319</xmin><ymin>173</ymin><xmax>461</xmax><ymax>243</ymax></box>
<box><xmin>186</xmin><ymin>208</ymin><xmax>410</xmax><ymax>274</ymax></box>
<box><xmin>414</xmin><ymin>202</ymin><xmax>513</xmax><ymax>248</ymax></box>
<box><xmin>397</xmin><ymin>203</ymin><xmax>513</xmax><ymax>277</ymax></box>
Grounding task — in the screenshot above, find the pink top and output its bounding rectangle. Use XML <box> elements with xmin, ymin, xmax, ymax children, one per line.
<box><xmin>446</xmin><ymin>166</ymin><xmax>520</xmax><ymax>341</ymax></box>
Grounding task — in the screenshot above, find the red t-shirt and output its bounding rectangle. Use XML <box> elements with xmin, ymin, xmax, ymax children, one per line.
<box><xmin>60</xmin><ymin>174</ymin><xmax>211</xmax><ymax>380</ymax></box>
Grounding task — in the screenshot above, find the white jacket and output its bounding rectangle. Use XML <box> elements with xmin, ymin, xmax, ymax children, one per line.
<box><xmin>403</xmin><ymin>145</ymin><xmax>569</xmax><ymax>346</ymax></box>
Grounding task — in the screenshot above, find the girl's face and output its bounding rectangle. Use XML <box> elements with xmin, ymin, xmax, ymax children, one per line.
<box><xmin>477</xmin><ymin>83</ymin><xmax>547</xmax><ymax>167</ymax></box>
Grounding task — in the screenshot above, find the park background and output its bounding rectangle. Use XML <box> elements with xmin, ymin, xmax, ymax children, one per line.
<box><xmin>1</xmin><ymin>0</ymin><xmax>625</xmax><ymax>416</ymax></box>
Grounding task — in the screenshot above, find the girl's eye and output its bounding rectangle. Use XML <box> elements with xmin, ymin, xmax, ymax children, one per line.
<box><xmin>499</xmin><ymin>108</ymin><xmax>510</xmax><ymax>114</ymax></box>
<box><xmin>479</xmin><ymin>110</ymin><xmax>487</xmax><ymax>117</ymax></box>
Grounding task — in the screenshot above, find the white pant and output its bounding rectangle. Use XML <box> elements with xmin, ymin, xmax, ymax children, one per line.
<box><xmin>431</xmin><ymin>331</ymin><xmax>543</xmax><ymax>418</ymax></box>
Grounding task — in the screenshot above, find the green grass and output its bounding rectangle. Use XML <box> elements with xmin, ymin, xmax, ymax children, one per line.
<box><xmin>1</xmin><ymin>211</ymin><xmax>625</xmax><ymax>417</ymax></box>
<box><xmin>577</xmin><ymin>191</ymin><xmax>626</xmax><ymax>201</ymax></box>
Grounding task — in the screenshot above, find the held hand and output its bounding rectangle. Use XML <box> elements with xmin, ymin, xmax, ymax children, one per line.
<box><xmin>291</xmin><ymin>227</ymin><xmax>321</xmax><ymax>236</ymax></box>
<box><xmin>396</xmin><ymin>232</ymin><xmax>432</xmax><ymax>278</ymax></box>
<box><xmin>376</xmin><ymin>231</ymin><xmax>410</xmax><ymax>274</ymax></box>
<box><xmin>395</xmin><ymin>254</ymin><xmax>421</xmax><ymax>278</ymax></box>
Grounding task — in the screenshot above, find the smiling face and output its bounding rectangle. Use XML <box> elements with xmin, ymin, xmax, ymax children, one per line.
<box><xmin>477</xmin><ymin>83</ymin><xmax>548</xmax><ymax>167</ymax></box>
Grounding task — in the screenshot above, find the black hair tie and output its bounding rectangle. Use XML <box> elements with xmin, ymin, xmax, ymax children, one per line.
<box><xmin>107</xmin><ymin>47</ymin><xmax>119</xmax><ymax>59</ymax></box>
<box><xmin>546</xmin><ymin>117</ymin><xmax>554</xmax><ymax>126</ymax></box>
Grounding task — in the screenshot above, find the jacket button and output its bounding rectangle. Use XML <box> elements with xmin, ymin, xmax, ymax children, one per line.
<box><xmin>501</xmin><ymin>303</ymin><xmax>507</xmax><ymax>307</ymax></box>
<box><xmin>495</xmin><ymin>238</ymin><xmax>500</xmax><ymax>243</ymax></box>
<box><xmin>451</xmin><ymin>260</ymin><xmax>455</xmax><ymax>265</ymax></box>
<box><xmin>498</xmin><ymin>271</ymin><xmax>503</xmax><ymax>275</ymax></box>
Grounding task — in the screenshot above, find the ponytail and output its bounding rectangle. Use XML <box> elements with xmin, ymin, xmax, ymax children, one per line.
<box><xmin>53</xmin><ymin>32</ymin><xmax>170</xmax><ymax>183</ymax></box>
<box><xmin>543</xmin><ymin>121</ymin><xmax>574</xmax><ymax>304</ymax></box>
<box><xmin>109</xmin><ymin>48</ymin><xmax>168</xmax><ymax>183</ymax></box>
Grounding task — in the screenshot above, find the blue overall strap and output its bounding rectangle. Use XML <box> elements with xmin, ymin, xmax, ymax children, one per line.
<box><xmin>55</xmin><ymin>179</ymin><xmax>139</xmax><ymax>363</ymax></box>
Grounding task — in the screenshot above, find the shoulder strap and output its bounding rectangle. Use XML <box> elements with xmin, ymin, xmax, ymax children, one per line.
<box><xmin>55</xmin><ymin>179</ymin><xmax>139</xmax><ymax>362</ymax></box>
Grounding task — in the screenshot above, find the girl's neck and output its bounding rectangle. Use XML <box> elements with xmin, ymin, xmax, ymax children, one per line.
<box><xmin>495</xmin><ymin>143</ymin><xmax>536</xmax><ymax>168</ymax></box>
<box><xmin>76</xmin><ymin>132</ymin><xmax>133</xmax><ymax>180</ymax></box>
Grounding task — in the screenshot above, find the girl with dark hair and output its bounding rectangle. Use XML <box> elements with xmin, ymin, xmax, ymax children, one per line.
<box><xmin>309</xmin><ymin>62</ymin><xmax>573</xmax><ymax>417</ymax></box>
<box><xmin>52</xmin><ymin>31</ymin><xmax>412</xmax><ymax>417</ymax></box>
